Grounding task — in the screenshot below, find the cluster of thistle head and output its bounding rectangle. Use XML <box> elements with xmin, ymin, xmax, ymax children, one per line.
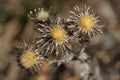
<box><xmin>16</xmin><ymin>5</ymin><xmax>103</xmax><ymax>75</ymax></box>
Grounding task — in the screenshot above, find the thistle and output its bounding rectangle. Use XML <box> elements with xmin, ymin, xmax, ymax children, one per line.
<box><xmin>35</xmin><ymin>17</ymin><xmax>72</xmax><ymax>56</ymax></box>
<box><xmin>16</xmin><ymin>41</ymin><xmax>47</xmax><ymax>73</ymax></box>
<box><xmin>69</xmin><ymin>5</ymin><xmax>103</xmax><ymax>38</ymax></box>
<box><xmin>28</xmin><ymin>8</ymin><xmax>49</xmax><ymax>22</ymax></box>
<box><xmin>14</xmin><ymin>5</ymin><xmax>103</xmax><ymax>80</ymax></box>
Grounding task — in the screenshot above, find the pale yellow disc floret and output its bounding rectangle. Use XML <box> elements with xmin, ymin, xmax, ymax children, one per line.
<box><xmin>50</xmin><ymin>26</ymin><xmax>67</xmax><ymax>43</ymax></box>
<box><xmin>37</xmin><ymin>9</ymin><xmax>49</xmax><ymax>21</ymax></box>
<box><xmin>79</xmin><ymin>15</ymin><xmax>95</xmax><ymax>31</ymax></box>
<box><xmin>20</xmin><ymin>50</ymin><xmax>37</xmax><ymax>68</ymax></box>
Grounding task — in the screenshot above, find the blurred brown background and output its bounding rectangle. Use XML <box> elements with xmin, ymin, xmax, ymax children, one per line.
<box><xmin>0</xmin><ymin>0</ymin><xmax>120</xmax><ymax>80</ymax></box>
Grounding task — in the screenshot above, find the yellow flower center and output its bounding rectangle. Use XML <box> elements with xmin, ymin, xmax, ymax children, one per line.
<box><xmin>20</xmin><ymin>50</ymin><xmax>37</xmax><ymax>68</ymax></box>
<box><xmin>79</xmin><ymin>15</ymin><xmax>95</xmax><ymax>31</ymax></box>
<box><xmin>37</xmin><ymin>9</ymin><xmax>49</xmax><ymax>21</ymax></box>
<box><xmin>50</xmin><ymin>26</ymin><xmax>67</xmax><ymax>43</ymax></box>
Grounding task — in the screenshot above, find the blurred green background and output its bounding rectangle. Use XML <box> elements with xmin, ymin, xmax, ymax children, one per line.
<box><xmin>0</xmin><ymin>0</ymin><xmax>120</xmax><ymax>80</ymax></box>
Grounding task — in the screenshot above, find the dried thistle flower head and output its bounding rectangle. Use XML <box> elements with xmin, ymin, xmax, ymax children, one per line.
<box><xmin>36</xmin><ymin>17</ymin><xmax>72</xmax><ymax>56</ymax></box>
<box><xmin>16</xmin><ymin>41</ymin><xmax>46</xmax><ymax>73</ymax></box>
<box><xmin>28</xmin><ymin>8</ymin><xmax>49</xmax><ymax>22</ymax></box>
<box><xmin>36</xmin><ymin>8</ymin><xmax>49</xmax><ymax>21</ymax></box>
<box><xmin>69</xmin><ymin>5</ymin><xmax>103</xmax><ymax>38</ymax></box>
